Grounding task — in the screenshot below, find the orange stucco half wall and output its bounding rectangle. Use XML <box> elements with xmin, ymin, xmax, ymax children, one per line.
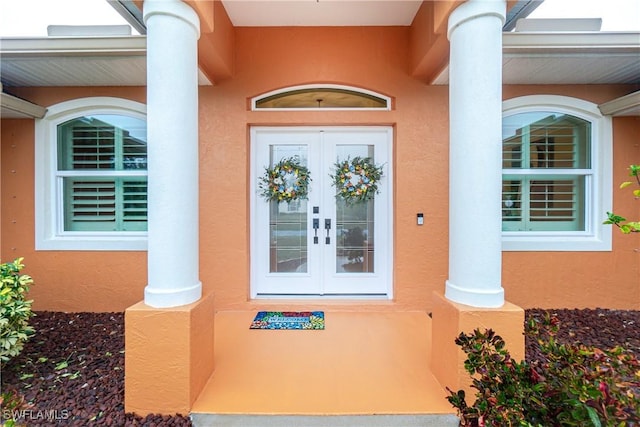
<box><xmin>1</xmin><ymin>28</ymin><xmax>638</xmax><ymax>313</ymax></box>
<box><xmin>124</xmin><ymin>291</ymin><xmax>214</xmax><ymax>415</ymax></box>
<box><xmin>431</xmin><ymin>292</ymin><xmax>525</xmax><ymax>399</ymax></box>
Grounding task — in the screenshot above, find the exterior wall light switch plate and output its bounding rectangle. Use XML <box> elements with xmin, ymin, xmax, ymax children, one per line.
<box><xmin>417</xmin><ymin>213</ymin><xmax>424</xmax><ymax>225</ymax></box>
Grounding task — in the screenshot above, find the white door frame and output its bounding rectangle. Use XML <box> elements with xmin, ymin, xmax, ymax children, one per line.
<box><xmin>250</xmin><ymin>126</ymin><xmax>393</xmax><ymax>299</ymax></box>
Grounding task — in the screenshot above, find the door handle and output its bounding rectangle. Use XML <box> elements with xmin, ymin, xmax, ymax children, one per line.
<box><xmin>324</xmin><ymin>219</ymin><xmax>331</xmax><ymax>244</ymax></box>
<box><xmin>312</xmin><ymin>218</ymin><xmax>320</xmax><ymax>244</ymax></box>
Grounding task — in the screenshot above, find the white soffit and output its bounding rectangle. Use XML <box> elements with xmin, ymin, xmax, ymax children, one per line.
<box><xmin>0</xmin><ymin>36</ymin><xmax>212</xmax><ymax>87</ymax></box>
<box><xmin>220</xmin><ymin>0</ymin><xmax>423</xmax><ymax>26</ymax></box>
<box><xmin>432</xmin><ymin>31</ymin><xmax>640</xmax><ymax>85</ymax></box>
<box><xmin>0</xmin><ymin>36</ymin><xmax>146</xmax><ymax>86</ymax></box>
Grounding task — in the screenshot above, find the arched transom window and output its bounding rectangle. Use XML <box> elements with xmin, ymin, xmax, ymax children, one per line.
<box><xmin>252</xmin><ymin>84</ymin><xmax>391</xmax><ymax>111</ymax></box>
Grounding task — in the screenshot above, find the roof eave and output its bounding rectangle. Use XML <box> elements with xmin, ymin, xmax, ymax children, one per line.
<box><xmin>503</xmin><ymin>31</ymin><xmax>640</xmax><ymax>53</ymax></box>
<box><xmin>599</xmin><ymin>91</ymin><xmax>640</xmax><ymax>117</ymax></box>
<box><xmin>0</xmin><ymin>35</ymin><xmax>147</xmax><ymax>57</ymax></box>
<box><xmin>0</xmin><ymin>83</ymin><xmax>46</xmax><ymax>119</ymax></box>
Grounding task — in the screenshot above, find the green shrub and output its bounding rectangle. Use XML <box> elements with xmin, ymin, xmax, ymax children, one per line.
<box><xmin>447</xmin><ymin>313</ymin><xmax>640</xmax><ymax>426</ymax></box>
<box><xmin>604</xmin><ymin>164</ymin><xmax>640</xmax><ymax>234</ymax></box>
<box><xmin>0</xmin><ymin>258</ymin><xmax>35</xmax><ymax>363</ymax></box>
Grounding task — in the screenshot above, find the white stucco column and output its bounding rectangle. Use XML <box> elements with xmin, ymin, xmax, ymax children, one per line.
<box><xmin>445</xmin><ymin>0</ymin><xmax>506</xmax><ymax>308</ymax></box>
<box><xmin>143</xmin><ymin>0</ymin><xmax>202</xmax><ymax>308</ymax></box>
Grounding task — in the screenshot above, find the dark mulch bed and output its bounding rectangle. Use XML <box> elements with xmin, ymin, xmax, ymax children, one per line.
<box><xmin>1</xmin><ymin>312</ymin><xmax>191</xmax><ymax>426</ymax></box>
<box><xmin>1</xmin><ymin>308</ymin><xmax>639</xmax><ymax>426</ymax></box>
<box><xmin>526</xmin><ymin>308</ymin><xmax>639</xmax><ymax>362</ymax></box>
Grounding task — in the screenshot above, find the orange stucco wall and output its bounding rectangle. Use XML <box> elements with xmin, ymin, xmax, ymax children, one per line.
<box><xmin>503</xmin><ymin>86</ymin><xmax>640</xmax><ymax>309</ymax></box>
<box><xmin>1</xmin><ymin>88</ymin><xmax>148</xmax><ymax>312</ymax></box>
<box><xmin>1</xmin><ymin>28</ymin><xmax>638</xmax><ymax>313</ymax></box>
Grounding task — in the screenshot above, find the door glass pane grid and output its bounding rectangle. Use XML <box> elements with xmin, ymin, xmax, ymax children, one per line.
<box><xmin>268</xmin><ymin>145</ymin><xmax>308</xmax><ymax>273</ymax></box>
<box><xmin>269</xmin><ymin>200</ymin><xmax>308</xmax><ymax>273</ymax></box>
<box><xmin>335</xmin><ymin>144</ymin><xmax>376</xmax><ymax>274</ymax></box>
<box><xmin>336</xmin><ymin>200</ymin><xmax>374</xmax><ymax>273</ymax></box>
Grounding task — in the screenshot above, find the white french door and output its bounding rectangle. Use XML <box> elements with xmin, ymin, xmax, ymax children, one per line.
<box><xmin>251</xmin><ymin>127</ymin><xmax>393</xmax><ymax>297</ymax></box>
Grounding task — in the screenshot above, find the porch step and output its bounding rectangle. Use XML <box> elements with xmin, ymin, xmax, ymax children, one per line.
<box><xmin>190</xmin><ymin>311</ymin><xmax>458</xmax><ymax>425</ymax></box>
<box><xmin>190</xmin><ymin>413</ymin><xmax>459</xmax><ymax>427</ymax></box>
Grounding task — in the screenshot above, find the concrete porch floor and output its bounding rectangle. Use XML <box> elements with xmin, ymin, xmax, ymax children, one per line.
<box><xmin>190</xmin><ymin>311</ymin><xmax>458</xmax><ymax>426</ymax></box>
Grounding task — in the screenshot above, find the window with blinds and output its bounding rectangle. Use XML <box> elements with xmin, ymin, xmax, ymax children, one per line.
<box><xmin>57</xmin><ymin>115</ymin><xmax>147</xmax><ymax>232</ymax></box>
<box><xmin>502</xmin><ymin>112</ymin><xmax>590</xmax><ymax>232</ymax></box>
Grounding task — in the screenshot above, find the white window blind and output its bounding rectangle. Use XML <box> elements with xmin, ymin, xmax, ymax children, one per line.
<box><xmin>58</xmin><ymin>115</ymin><xmax>147</xmax><ymax>232</ymax></box>
<box><xmin>502</xmin><ymin>113</ymin><xmax>590</xmax><ymax>232</ymax></box>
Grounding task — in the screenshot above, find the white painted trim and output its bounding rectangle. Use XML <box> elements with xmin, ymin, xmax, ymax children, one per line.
<box><xmin>514</xmin><ymin>18</ymin><xmax>602</xmax><ymax>32</ymax></box>
<box><xmin>0</xmin><ymin>82</ymin><xmax>46</xmax><ymax>118</ymax></box>
<box><xmin>251</xmin><ymin>84</ymin><xmax>392</xmax><ymax>111</ymax></box>
<box><xmin>0</xmin><ymin>36</ymin><xmax>147</xmax><ymax>56</ymax></box>
<box><xmin>502</xmin><ymin>31</ymin><xmax>640</xmax><ymax>53</ymax></box>
<box><xmin>502</xmin><ymin>95</ymin><xmax>613</xmax><ymax>252</ymax></box>
<box><xmin>599</xmin><ymin>90</ymin><xmax>640</xmax><ymax>117</ymax></box>
<box><xmin>250</xmin><ymin>126</ymin><xmax>394</xmax><ymax>299</ymax></box>
<box><xmin>35</xmin><ymin>97</ymin><xmax>147</xmax><ymax>251</ymax></box>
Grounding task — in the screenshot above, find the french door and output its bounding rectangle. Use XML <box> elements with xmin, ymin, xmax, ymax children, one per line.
<box><xmin>250</xmin><ymin>127</ymin><xmax>392</xmax><ymax>297</ymax></box>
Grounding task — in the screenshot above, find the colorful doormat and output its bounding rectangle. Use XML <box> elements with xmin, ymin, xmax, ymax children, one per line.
<box><xmin>250</xmin><ymin>311</ymin><xmax>325</xmax><ymax>330</ymax></box>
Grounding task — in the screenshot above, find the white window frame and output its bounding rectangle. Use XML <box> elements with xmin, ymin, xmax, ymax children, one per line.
<box><xmin>35</xmin><ymin>97</ymin><xmax>147</xmax><ymax>251</ymax></box>
<box><xmin>502</xmin><ymin>95</ymin><xmax>612</xmax><ymax>252</ymax></box>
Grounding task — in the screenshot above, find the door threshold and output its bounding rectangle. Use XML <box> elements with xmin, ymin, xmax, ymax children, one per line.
<box><xmin>253</xmin><ymin>293</ymin><xmax>391</xmax><ymax>300</ymax></box>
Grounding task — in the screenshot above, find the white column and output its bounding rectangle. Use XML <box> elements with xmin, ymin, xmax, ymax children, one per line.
<box><xmin>143</xmin><ymin>0</ymin><xmax>202</xmax><ymax>308</ymax></box>
<box><xmin>445</xmin><ymin>0</ymin><xmax>506</xmax><ymax>308</ymax></box>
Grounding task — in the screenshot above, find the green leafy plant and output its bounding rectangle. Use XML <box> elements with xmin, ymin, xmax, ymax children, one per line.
<box><xmin>447</xmin><ymin>314</ymin><xmax>640</xmax><ymax>426</ymax></box>
<box><xmin>604</xmin><ymin>164</ymin><xmax>640</xmax><ymax>233</ymax></box>
<box><xmin>0</xmin><ymin>258</ymin><xmax>35</xmax><ymax>363</ymax></box>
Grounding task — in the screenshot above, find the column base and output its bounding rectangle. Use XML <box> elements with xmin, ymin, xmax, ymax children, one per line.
<box><xmin>445</xmin><ymin>279</ymin><xmax>504</xmax><ymax>308</ymax></box>
<box><xmin>430</xmin><ymin>291</ymin><xmax>524</xmax><ymax>401</ymax></box>
<box><xmin>125</xmin><ymin>291</ymin><xmax>214</xmax><ymax>416</ymax></box>
<box><xmin>144</xmin><ymin>281</ymin><xmax>202</xmax><ymax>308</ymax></box>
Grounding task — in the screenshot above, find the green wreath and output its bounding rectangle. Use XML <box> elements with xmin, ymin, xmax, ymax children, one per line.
<box><xmin>259</xmin><ymin>156</ymin><xmax>311</xmax><ymax>203</ymax></box>
<box><xmin>331</xmin><ymin>156</ymin><xmax>383</xmax><ymax>204</ymax></box>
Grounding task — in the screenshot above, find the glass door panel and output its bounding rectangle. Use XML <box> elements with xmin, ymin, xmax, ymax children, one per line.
<box><xmin>335</xmin><ymin>192</ymin><xmax>375</xmax><ymax>274</ymax></box>
<box><xmin>334</xmin><ymin>145</ymin><xmax>376</xmax><ymax>274</ymax></box>
<box><xmin>269</xmin><ymin>200</ymin><xmax>308</xmax><ymax>272</ymax></box>
<box><xmin>268</xmin><ymin>145</ymin><xmax>309</xmax><ymax>273</ymax></box>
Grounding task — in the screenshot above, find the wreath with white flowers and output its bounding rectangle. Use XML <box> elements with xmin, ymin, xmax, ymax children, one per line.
<box><xmin>259</xmin><ymin>156</ymin><xmax>311</xmax><ymax>203</ymax></box>
<box><xmin>331</xmin><ymin>156</ymin><xmax>383</xmax><ymax>204</ymax></box>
